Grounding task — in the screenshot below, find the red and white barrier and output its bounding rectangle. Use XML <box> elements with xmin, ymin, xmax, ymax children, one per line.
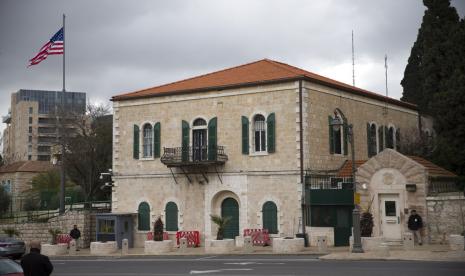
<box><xmin>176</xmin><ymin>231</ymin><xmax>200</xmax><ymax>247</ymax></box>
<box><xmin>243</xmin><ymin>229</ymin><xmax>270</xmax><ymax>246</ymax></box>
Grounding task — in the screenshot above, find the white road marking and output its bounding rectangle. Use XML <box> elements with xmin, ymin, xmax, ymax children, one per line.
<box><xmin>190</xmin><ymin>268</ymin><xmax>253</xmax><ymax>274</ymax></box>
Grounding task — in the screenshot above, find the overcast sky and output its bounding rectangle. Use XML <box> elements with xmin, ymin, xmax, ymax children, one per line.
<box><xmin>1</xmin><ymin>0</ymin><xmax>464</xmax><ymax>129</ymax></box>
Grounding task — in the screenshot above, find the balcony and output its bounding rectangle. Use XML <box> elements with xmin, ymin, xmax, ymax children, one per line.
<box><xmin>161</xmin><ymin>146</ymin><xmax>228</xmax><ymax>167</ymax></box>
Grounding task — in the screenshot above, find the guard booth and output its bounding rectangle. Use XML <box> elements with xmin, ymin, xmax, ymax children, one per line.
<box><xmin>305</xmin><ymin>175</ymin><xmax>354</xmax><ymax>246</ymax></box>
<box><xmin>96</xmin><ymin>213</ymin><xmax>134</xmax><ymax>248</ymax></box>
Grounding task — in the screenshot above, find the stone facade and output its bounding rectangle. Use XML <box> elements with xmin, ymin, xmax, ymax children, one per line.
<box><xmin>0</xmin><ymin>210</ymin><xmax>96</xmax><ymax>247</ymax></box>
<box><xmin>426</xmin><ymin>194</ymin><xmax>465</xmax><ymax>243</ymax></box>
<box><xmin>113</xmin><ymin>75</ymin><xmax>419</xmax><ymax>247</ymax></box>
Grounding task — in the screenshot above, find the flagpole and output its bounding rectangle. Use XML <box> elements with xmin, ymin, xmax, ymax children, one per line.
<box><xmin>59</xmin><ymin>13</ymin><xmax>66</xmax><ymax>214</ymax></box>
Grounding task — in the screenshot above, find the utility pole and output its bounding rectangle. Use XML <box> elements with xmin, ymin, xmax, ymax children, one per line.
<box><xmin>59</xmin><ymin>14</ymin><xmax>66</xmax><ymax>214</ymax></box>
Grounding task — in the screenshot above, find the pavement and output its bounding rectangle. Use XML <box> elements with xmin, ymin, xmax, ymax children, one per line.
<box><xmin>53</xmin><ymin>243</ymin><xmax>465</xmax><ymax>262</ymax></box>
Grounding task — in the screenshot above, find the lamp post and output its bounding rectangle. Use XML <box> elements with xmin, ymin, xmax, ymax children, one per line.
<box><xmin>330</xmin><ymin>116</ymin><xmax>364</xmax><ymax>253</ymax></box>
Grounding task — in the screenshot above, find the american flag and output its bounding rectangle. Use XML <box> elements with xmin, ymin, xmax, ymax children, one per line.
<box><xmin>29</xmin><ymin>28</ymin><xmax>64</xmax><ymax>66</ymax></box>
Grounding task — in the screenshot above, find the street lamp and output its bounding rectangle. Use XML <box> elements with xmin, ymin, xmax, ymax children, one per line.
<box><xmin>330</xmin><ymin>116</ymin><xmax>364</xmax><ymax>253</ymax></box>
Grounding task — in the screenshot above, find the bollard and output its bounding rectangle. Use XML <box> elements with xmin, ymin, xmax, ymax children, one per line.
<box><xmin>243</xmin><ymin>236</ymin><xmax>253</xmax><ymax>253</ymax></box>
<box><xmin>69</xmin><ymin>240</ymin><xmax>77</xmax><ymax>256</ymax></box>
<box><xmin>317</xmin><ymin>236</ymin><xmax>328</xmax><ymax>253</ymax></box>
<box><xmin>122</xmin><ymin>239</ymin><xmax>129</xmax><ymax>255</ymax></box>
<box><xmin>179</xmin><ymin>237</ymin><xmax>188</xmax><ymax>252</ymax></box>
<box><xmin>403</xmin><ymin>232</ymin><xmax>414</xmax><ymax>250</ymax></box>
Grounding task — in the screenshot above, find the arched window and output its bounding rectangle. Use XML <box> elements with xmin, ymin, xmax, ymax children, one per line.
<box><xmin>253</xmin><ymin>114</ymin><xmax>266</xmax><ymax>152</ymax></box>
<box><xmin>386</xmin><ymin>126</ymin><xmax>395</xmax><ymax>149</ymax></box>
<box><xmin>367</xmin><ymin>123</ymin><xmax>378</xmax><ymax>157</ymax></box>
<box><xmin>329</xmin><ymin>111</ymin><xmax>345</xmax><ymax>155</ymax></box>
<box><xmin>192</xmin><ymin>118</ymin><xmax>208</xmax><ymax>161</ymax></box>
<box><xmin>142</xmin><ymin>123</ymin><xmax>153</xmax><ymax>158</ymax></box>
<box><xmin>262</xmin><ymin>201</ymin><xmax>278</xmax><ymax>234</ymax></box>
<box><xmin>137</xmin><ymin>202</ymin><xmax>150</xmax><ymax>231</ymax></box>
<box><xmin>165</xmin><ymin>202</ymin><xmax>178</xmax><ymax>231</ymax></box>
<box><xmin>193</xmin><ymin>118</ymin><xmax>206</xmax><ymax>126</ymax></box>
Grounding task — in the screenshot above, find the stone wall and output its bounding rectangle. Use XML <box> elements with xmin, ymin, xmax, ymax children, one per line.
<box><xmin>426</xmin><ymin>194</ymin><xmax>465</xmax><ymax>243</ymax></box>
<box><xmin>0</xmin><ymin>210</ymin><xmax>97</xmax><ymax>248</ymax></box>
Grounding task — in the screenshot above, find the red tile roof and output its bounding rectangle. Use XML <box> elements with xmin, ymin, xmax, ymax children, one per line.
<box><xmin>408</xmin><ymin>156</ymin><xmax>457</xmax><ymax>177</ymax></box>
<box><xmin>337</xmin><ymin>156</ymin><xmax>457</xmax><ymax>178</ymax></box>
<box><xmin>0</xmin><ymin>161</ymin><xmax>56</xmax><ymax>173</ymax></box>
<box><xmin>337</xmin><ymin>160</ymin><xmax>367</xmax><ymax>177</ymax></box>
<box><xmin>112</xmin><ymin>59</ymin><xmax>417</xmax><ymax>109</ymax></box>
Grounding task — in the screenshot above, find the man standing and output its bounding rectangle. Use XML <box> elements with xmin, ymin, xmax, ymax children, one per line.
<box><xmin>408</xmin><ymin>209</ymin><xmax>423</xmax><ymax>245</ymax></box>
<box><xmin>20</xmin><ymin>240</ymin><xmax>53</xmax><ymax>276</ymax></box>
<box><xmin>70</xmin><ymin>224</ymin><xmax>81</xmax><ymax>251</ymax></box>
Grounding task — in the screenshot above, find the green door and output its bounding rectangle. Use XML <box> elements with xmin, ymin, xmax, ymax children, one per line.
<box><xmin>334</xmin><ymin>206</ymin><xmax>353</xmax><ymax>246</ymax></box>
<box><xmin>221</xmin><ymin>198</ymin><xmax>239</xmax><ymax>239</ymax></box>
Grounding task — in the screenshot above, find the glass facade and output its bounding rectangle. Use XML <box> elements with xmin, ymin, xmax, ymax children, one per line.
<box><xmin>16</xmin><ymin>89</ymin><xmax>86</xmax><ymax>114</ymax></box>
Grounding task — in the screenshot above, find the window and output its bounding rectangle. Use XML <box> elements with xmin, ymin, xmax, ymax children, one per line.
<box><xmin>367</xmin><ymin>123</ymin><xmax>378</xmax><ymax>157</ymax></box>
<box><xmin>28</xmin><ymin>136</ymin><xmax>32</xmax><ymax>143</ymax></box>
<box><xmin>28</xmin><ymin>145</ymin><xmax>32</xmax><ymax>152</ymax></box>
<box><xmin>99</xmin><ymin>219</ymin><xmax>115</xmax><ymax>233</ymax></box>
<box><xmin>28</xmin><ymin>155</ymin><xmax>32</xmax><ymax>160</ymax></box>
<box><xmin>29</xmin><ymin>107</ymin><xmax>33</xmax><ymax>114</ymax></box>
<box><xmin>137</xmin><ymin>202</ymin><xmax>150</xmax><ymax>231</ymax></box>
<box><xmin>262</xmin><ymin>201</ymin><xmax>278</xmax><ymax>234</ymax></box>
<box><xmin>385</xmin><ymin>201</ymin><xmax>396</xmax><ymax>216</ymax></box>
<box><xmin>253</xmin><ymin>114</ymin><xmax>266</xmax><ymax>152</ymax></box>
<box><xmin>29</xmin><ymin>117</ymin><xmax>33</xmax><ymax>124</ymax></box>
<box><xmin>386</xmin><ymin>126</ymin><xmax>395</xmax><ymax>149</ymax></box>
<box><xmin>329</xmin><ymin>113</ymin><xmax>345</xmax><ymax>155</ymax></box>
<box><xmin>142</xmin><ymin>124</ymin><xmax>153</xmax><ymax>158</ymax></box>
<box><xmin>37</xmin><ymin>155</ymin><xmax>50</xmax><ymax>161</ymax></box>
<box><xmin>29</xmin><ymin>126</ymin><xmax>32</xmax><ymax>133</ymax></box>
<box><xmin>165</xmin><ymin>202</ymin><xmax>178</xmax><ymax>231</ymax></box>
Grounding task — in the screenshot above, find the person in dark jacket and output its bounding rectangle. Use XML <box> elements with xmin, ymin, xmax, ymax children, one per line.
<box><xmin>69</xmin><ymin>225</ymin><xmax>81</xmax><ymax>251</ymax></box>
<box><xmin>407</xmin><ymin>209</ymin><xmax>423</xmax><ymax>245</ymax></box>
<box><xmin>20</xmin><ymin>240</ymin><xmax>53</xmax><ymax>276</ymax></box>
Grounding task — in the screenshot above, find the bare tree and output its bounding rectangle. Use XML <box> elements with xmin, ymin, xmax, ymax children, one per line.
<box><xmin>398</xmin><ymin>127</ymin><xmax>435</xmax><ymax>157</ymax></box>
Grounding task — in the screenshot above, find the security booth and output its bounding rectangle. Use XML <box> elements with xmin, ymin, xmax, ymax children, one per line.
<box><xmin>96</xmin><ymin>213</ymin><xmax>134</xmax><ymax>248</ymax></box>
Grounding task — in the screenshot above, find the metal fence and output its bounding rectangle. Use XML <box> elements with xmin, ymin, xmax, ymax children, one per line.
<box><xmin>305</xmin><ymin>174</ymin><xmax>354</xmax><ymax>190</ymax></box>
<box><xmin>428</xmin><ymin>179</ymin><xmax>460</xmax><ymax>195</ymax></box>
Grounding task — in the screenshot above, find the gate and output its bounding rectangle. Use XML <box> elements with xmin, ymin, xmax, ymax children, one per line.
<box><xmin>221</xmin><ymin>198</ymin><xmax>239</xmax><ymax>239</ymax></box>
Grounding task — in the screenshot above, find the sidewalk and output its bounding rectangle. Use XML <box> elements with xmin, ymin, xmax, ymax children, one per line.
<box><xmin>53</xmin><ymin>244</ymin><xmax>465</xmax><ymax>262</ymax></box>
<box><xmin>319</xmin><ymin>244</ymin><xmax>465</xmax><ymax>262</ymax></box>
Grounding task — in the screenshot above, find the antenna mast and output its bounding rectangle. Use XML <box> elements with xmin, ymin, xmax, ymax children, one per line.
<box><xmin>383</xmin><ymin>54</ymin><xmax>388</xmax><ymax>115</ymax></box>
<box><xmin>352</xmin><ymin>30</ymin><xmax>355</xmax><ymax>86</ymax></box>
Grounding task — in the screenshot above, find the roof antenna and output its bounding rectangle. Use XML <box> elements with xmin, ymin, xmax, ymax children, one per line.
<box><xmin>383</xmin><ymin>54</ymin><xmax>388</xmax><ymax>115</ymax></box>
<box><xmin>352</xmin><ymin>30</ymin><xmax>355</xmax><ymax>87</ymax></box>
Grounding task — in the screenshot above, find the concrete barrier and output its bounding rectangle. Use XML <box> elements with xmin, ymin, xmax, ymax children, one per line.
<box><xmin>403</xmin><ymin>233</ymin><xmax>414</xmax><ymax>250</ymax></box>
<box><xmin>350</xmin><ymin>236</ymin><xmax>384</xmax><ymax>252</ymax></box>
<box><xmin>235</xmin><ymin>236</ymin><xmax>244</xmax><ymax>247</ymax></box>
<box><xmin>205</xmin><ymin>239</ymin><xmax>235</xmax><ymax>254</ymax></box>
<box><xmin>90</xmin><ymin>241</ymin><xmax>118</xmax><ymax>255</ymax></box>
<box><xmin>41</xmin><ymin>244</ymin><xmax>68</xmax><ymax>256</ymax></box>
<box><xmin>449</xmin><ymin>234</ymin><xmax>464</xmax><ymax>251</ymax></box>
<box><xmin>144</xmin><ymin>240</ymin><xmax>173</xmax><ymax>254</ymax></box>
<box><xmin>317</xmin><ymin>236</ymin><xmax>328</xmax><ymax>253</ymax></box>
<box><xmin>69</xmin><ymin>240</ymin><xmax>77</xmax><ymax>256</ymax></box>
<box><xmin>243</xmin><ymin>236</ymin><xmax>253</xmax><ymax>253</ymax></box>
<box><xmin>122</xmin><ymin>239</ymin><xmax>129</xmax><ymax>255</ymax></box>
<box><xmin>272</xmin><ymin>238</ymin><xmax>304</xmax><ymax>253</ymax></box>
<box><xmin>179</xmin><ymin>237</ymin><xmax>188</xmax><ymax>253</ymax></box>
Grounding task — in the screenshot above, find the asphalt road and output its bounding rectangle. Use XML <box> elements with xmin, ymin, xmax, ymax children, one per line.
<box><xmin>50</xmin><ymin>255</ymin><xmax>465</xmax><ymax>276</ymax></box>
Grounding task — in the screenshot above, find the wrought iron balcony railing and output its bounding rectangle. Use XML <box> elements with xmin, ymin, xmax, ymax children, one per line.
<box><xmin>161</xmin><ymin>146</ymin><xmax>228</xmax><ymax>167</ymax></box>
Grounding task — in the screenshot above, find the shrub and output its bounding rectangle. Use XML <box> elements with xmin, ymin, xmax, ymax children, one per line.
<box><xmin>48</xmin><ymin>228</ymin><xmax>62</xmax><ymax>245</ymax></box>
<box><xmin>153</xmin><ymin>217</ymin><xmax>164</xmax><ymax>241</ymax></box>
<box><xmin>210</xmin><ymin>214</ymin><xmax>231</xmax><ymax>240</ymax></box>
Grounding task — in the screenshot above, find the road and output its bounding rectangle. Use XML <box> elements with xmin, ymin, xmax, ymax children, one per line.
<box><xmin>51</xmin><ymin>255</ymin><xmax>465</xmax><ymax>276</ymax></box>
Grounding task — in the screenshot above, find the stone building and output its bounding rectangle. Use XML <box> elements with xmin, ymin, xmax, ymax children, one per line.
<box><xmin>2</xmin><ymin>89</ymin><xmax>86</xmax><ymax>162</ymax></box>
<box><xmin>111</xmin><ymin>59</ymin><xmax>423</xmax><ymax>247</ymax></box>
<box><xmin>0</xmin><ymin>161</ymin><xmax>56</xmax><ymax>212</ymax></box>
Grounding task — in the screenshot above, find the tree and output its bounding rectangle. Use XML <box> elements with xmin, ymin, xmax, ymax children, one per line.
<box><xmin>0</xmin><ymin>185</ymin><xmax>11</xmax><ymax>216</ymax></box>
<box><xmin>397</xmin><ymin>127</ymin><xmax>435</xmax><ymax>157</ymax></box>
<box><xmin>61</xmin><ymin>104</ymin><xmax>112</xmax><ymax>202</ymax></box>
<box><xmin>210</xmin><ymin>214</ymin><xmax>231</xmax><ymax>240</ymax></box>
<box><xmin>401</xmin><ymin>0</ymin><xmax>460</xmax><ymax>114</ymax></box>
<box><xmin>430</xmin><ymin>18</ymin><xmax>465</xmax><ymax>177</ymax></box>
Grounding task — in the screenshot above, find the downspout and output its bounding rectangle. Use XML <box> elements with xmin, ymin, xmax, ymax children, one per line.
<box><xmin>299</xmin><ymin>79</ymin><xmax>309</xmax><ymax>246</ymax></box>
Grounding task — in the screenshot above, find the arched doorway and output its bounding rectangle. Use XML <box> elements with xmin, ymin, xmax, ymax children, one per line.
<box><xmin>221</xmin><ymin>197</ymin><xmax>239</xmax><ymax>239</ymax></box>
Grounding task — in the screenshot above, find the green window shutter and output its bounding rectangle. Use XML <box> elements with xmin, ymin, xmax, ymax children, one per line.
<box><xmin>208</xmin><ymin>117</ymin><xmax>217</xmax><ymax>160</ymax></box>
<box><xmin>153</xmin><ymin>122</ymin><xmax>161</xmax><ymax>158</ymax></box>
<box><xmin>137</xmin><ymin>202</ymin><xmax>150</xmax><ymax>231</ymax></box>
<box><xmin>328</xmin><ymin>116</ymin><xmax>335</xmax><ymax>154</ymax></box>
<box><xmin>343</xmin><ymin>117</ymin><xmax>348</xmax><ymax>156</ymax></box>
<box><xmin>165</xmin><ymin>202</ymin><xmax>178</xmax><ymax>231</ymax></box>
<box><xmin>241</xmin><ymin>116</ymin><xmax>249</xmax><ymax>154</ymax></box>
<box><xmin>366</xmin><ymin>123</ymin><xmax>372</xmax><ymax>158</ymax></box>
<box><xmin>182</xmin><ymin>120</ymin><xmax>190</xmax><ymax>162</ymax></box>
<box><xmin>262</xmin><ymin>201</ymin><xmax>278</xmax><ymax>234</ymax></box>
<box><xmin>378</xmin><ymin>125</ymin><xmax>384</xmax><ymax>152</ymax></box>
<box><xmin>395</xmin><ymin>128</ymin><xmax>400</xmax><ymax>151</ymax></box>
<box><xmin>267</xmin><ymin>113</ymin><xmax>276</xmax><ymax>153</ymax></box>
<box><xmin>133</xmin><ymin>124</ymin><xmax>140</xmax><ymax>159</ymax></box>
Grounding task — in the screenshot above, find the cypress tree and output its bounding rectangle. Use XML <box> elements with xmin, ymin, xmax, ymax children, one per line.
<box><xmin>401</xmin><ymin>0</ymin><xmax>460</xmax><ymax>114</ymax></box>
